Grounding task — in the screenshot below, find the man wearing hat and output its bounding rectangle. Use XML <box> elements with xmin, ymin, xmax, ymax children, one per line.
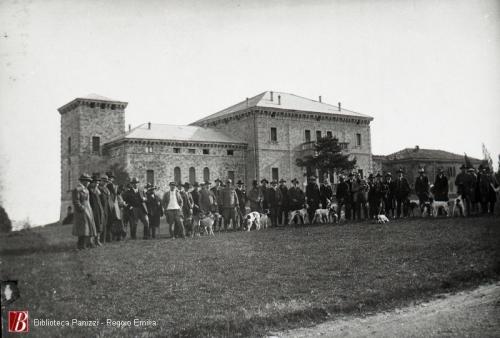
<box><xmin>382</xmin><ymin>172</ymin><xmax>396</xmax><ymax>218</ymax></box>
<box><xmin>267</xmin><ymin>180</ymin><xmax>283</xmax><ymax>227</ymax></box>
<box><xmin>98</xmin><ymin>174</ymin><xmax>114</xmax><ymax>243</ymax></box>
<box><xmin>210</xmin><ymin>179</ymin><xmax>223</xmax><ymax>214</ymax></box>
<box><xmin>235</xmin><ymin>180</ymin><xmax>247</xmax><ymax>226</ymax></box>
<box><xmin>278</xmin><ymin>179</ymin><xmax>289</xmax><ymax>225</ymax></box>
<box><xmin>247</xmin><ymin>180</ymin><xmax>263</xmax><ymax>212</ymax></box>
<box><xmin>344</xmin><ymin>172</ymin><xmax>355</xmax><ymax>220</ymax></box>
<box><xmin>72</xmin><ymin>173</ymin><xmax>97</xmax><ymax>249</ymax></box>
<box><xmin>320</xmin><ymin>175</ymin><xmax>333</xmax><ymax>210</ymax></box>
<box><xmin>145</xmin><ymin>183</ymin><xmax>163</xmax><ymax>238</ymax></box>
<box><xmin>288</xmin><ymin>178</ymin><xmax>305</xmax><ymax>212</ymax></box>
<box><xmin>433</xmin><ymin>168</ymin><xmax>449</xmax><ymax>202</ymax></box>
<box><xmin>220</xmin><ymin>179</ymin><xmax>240</xmax><ymax>231</ymax></box>
<box><xmin>305</xmin><ymin>175</ymin><xmax>321</xmax><ymax>222</ymax></box>
<box><xmin>260</xmin><ymin>179</ymin><xmax>270</xmax><ymax>211</ymax></box>
<box><xmin>163</xmin><ymin>182</ymin><xmax>185</xmax><ymax>238</ymax></box>
<box><xmin>106</xmin><ymin>172</ymin><xmax>124</xmax><ymax>241</ymax></box>
<box><xmin>455</xmin><ymin>165</ymin><xmax>474</xmax><ymax>216</ymax></box>
<box><xmin>199</xmin><ymin>181</ymin><xmax>217</xmax><ymax>214</ymax></box>
<box><xmin>395</xmin><ymin>168</ymin><xmax>411</xmax><ymax>218</ymax></box>
<box><xmin>191</xmin><ymin>182</ymin><xmax>201</xmax><ymax>233</ymax></box>
<box><xmin>414</xmin><ymin>168</ymin><xmax>430</xmax><ymax>212</ymax></box>
<box><xmin>367</xmin><ymin>173</ymin><xmax>382</xmax><ymax>219</ymax></box>
<box><xmin>122</xmin><ymin>177</ymin><xmax>150</xmax><ymax>239</ymax></box>
<box><xmin>335</xmin><ymin>175</ymin><xmax>349</xmax><ymax>219</ymax></box>
<box><xmin>179</xmin><ymin>182</ymin><xmax>195</xmax><ymax>236</ymax></box>
<box><xmin>88</xmin><ymin>174</ymin><xmax>104</xmax><ymax>246</ymax></box>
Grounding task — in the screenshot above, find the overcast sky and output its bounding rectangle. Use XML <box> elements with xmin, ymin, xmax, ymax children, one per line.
<box><xmin>1</xmin><ymin>0</ymin><xmax>499</xmax><ymax>225</ymax></box>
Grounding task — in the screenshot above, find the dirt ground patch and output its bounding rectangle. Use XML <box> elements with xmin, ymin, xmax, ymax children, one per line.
<box><xmin>273</xmin><ymin>282</ymin><xmax>500</xmax><ymax>337</ymax></box>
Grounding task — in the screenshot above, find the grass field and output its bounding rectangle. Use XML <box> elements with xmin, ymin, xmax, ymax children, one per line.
<box><xmin>1</xmin><ymin>217</ymin><xmax>499</xmax><ymax>337</ymax></box>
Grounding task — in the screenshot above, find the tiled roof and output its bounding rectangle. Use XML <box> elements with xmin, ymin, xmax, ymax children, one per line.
<box><xmin>192</xmin><ymin>91</ymin><xmax>373</xmax><ymax>124</ymax></box>
<box><xmin>385</xmin><ymin>148</ymin><xmax>481</xmax><ymax>162</ymax></box>
<box><xmin>106</xmin><ymin>123</ymin><xmax>246</xmax><ymax>145</ymax></box>
<box><xmin>78</xmin><ymin>93</ymin><xmax>122</xmax><ymax>102</ymax></box>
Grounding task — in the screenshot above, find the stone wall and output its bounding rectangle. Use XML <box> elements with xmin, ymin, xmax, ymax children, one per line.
<box><xmin>107</xmin><ymin>140</ymin><xmax>247</xmax><ymax>196</ymax></box>
<box><xmin>59</xmin><ymin>100</ymin><xmax>125</xmax><ymax>219</ymax></box>
<box><xmin>201</xmin><ymin>108</ymin><xmax>373</xmax><ymax>183</ymax></box>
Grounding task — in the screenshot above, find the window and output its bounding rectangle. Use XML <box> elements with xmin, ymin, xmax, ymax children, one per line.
<box><xmin>189</xmin><ymin>167</ymin><xmax>196</xmax><ymax>184</ymax></box>
<box><xmin>174</xmin><ymin>167</ymin><xmax>181</xmax><ymax>185</ymax></box>
<box><xmin>100</xmin><ymin>103</ymin><xmax>106</xmax><ymax>109</ymax></box>
<box><xmin>92</xmin><ymin>136</ymin><xmax>100</xmax><ymax>154</ymax></box>
<box><xmin>203</xmin><ymin>149</ymin><xmax>209</xmax><ymax>155</ymax></box>
<box><xmin>272</xmin><ymin>168</ymin><xmax>279</xmax><ymax>181</ymax></box>
<box><xmin>305</xmin><ymin>130</ymin><xmax>311</xmax><ymax>142</ymax></box>
<box><xmin>188</xmin><ymin>149</ymin><xmax>196</xmax><ymax>154</ymax></box>
<box><xmin>270</xmin><ymin>127</ymin><xmax>277</xmax><ymax>142</ymax></box>
<box><xmin>326</xmin><ymin>131</ymin><xmax>332</xmax><ymax>138</ymax></box>
<box><xmin>111</xmin><ymin>104</ymin><xmax>116</xmax><ymax>110</ymax></box>
<box><xmin>173</xmin><ymin>148</ymin><xmax>180</xmax><ymax>153</ymax></box>
<box><xmin>227</xmin><ymin>149</ymin><xmax>234</xmax><ymax>156</ymax></box>
<box><xmin>146</xmin><ymin>170</ymin><xmax>154</xmax><ymax>185</ymax></box>
<box><xmin>356</xmin><ymin>133</ymin><xmax>362</xmax><ymax>147</ymax></box>
<box><xmin>228</xmin><ymin>171</ymin><xmax>235</xmax><ymax>182</ymax></box>
<box><xmin>203</xmin><ymin>167</ymin><xmax>210</xmax><ymax>182</ymax></box>
<box><xmin>90</xmin><ymin>102</ymin><xmax>95</xmax><ymax>108</ymax></box>
<box><xmin>68</xmin><ymin>137</ymin><xmax>71</xmax><ymax>155</ymax></box>
<box><xmin>316</xmin><ymin>131</ymin><xmax>322</xmax><ymax>140</ymax></box>
<box><xmin>145</xmin><ymin>146</ymin><xmax>153</xmax><ymax>153</ymax></box>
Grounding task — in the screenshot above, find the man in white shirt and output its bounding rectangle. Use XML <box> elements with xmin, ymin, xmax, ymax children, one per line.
<box><xmin>162</xmin><ymin>182</ymin><xmax>185</xmax><ymax>238</ymax></box>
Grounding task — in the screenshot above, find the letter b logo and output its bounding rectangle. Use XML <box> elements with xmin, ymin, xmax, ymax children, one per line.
<box><xmin>8</xmin><ymin>311</ymin><xmax>29</xmax><ymax>333</ymax></box>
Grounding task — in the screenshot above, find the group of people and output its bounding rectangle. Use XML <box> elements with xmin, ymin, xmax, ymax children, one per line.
<box><xmin>70</xmin><ymin>165</ymin><xmax>499</xmax><ymax>249</ymax></box>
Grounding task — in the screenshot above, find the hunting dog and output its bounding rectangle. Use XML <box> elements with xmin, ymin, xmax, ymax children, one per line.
<box><xmin>430</xmin><ymin>199</ymin><xmax>450</xmax><ymax>217</ymax></box>
<box><xmin>259</xmin><ymin>210</ymin><xmax>270</xmax><ymax>229</ymax></box>
<box><xmin>288</xmin><ymin>207</ymin><xmax>310</xmax><ymax>225</ymax></box>
<box><xmin>244</xmin><ymin>211</ymin><xmax>261</xmax><ymax>231</ymax></box>
<box><xmin>199</xmin><ymin>211</ymin><xmax>215</xmax><ymax>236</ymax></box>
<box><xmin>375</xmin><ymin>214</ymin><xmax>390</xmax><ymax>223</ymax></box>
<box><xmin>451</xmin><ymin>197</ymin><xmax>464</xmax><ymax>217</ymax></box>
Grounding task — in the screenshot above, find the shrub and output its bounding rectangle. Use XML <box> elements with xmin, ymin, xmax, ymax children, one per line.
<box><xmin>0</xmin><ymin>205</ymin><xmax>12</xmax><ymax>233</ymax></box>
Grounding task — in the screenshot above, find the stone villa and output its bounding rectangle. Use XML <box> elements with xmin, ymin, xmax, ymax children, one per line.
<box><xmin>58</xmin><ymin>91</ymin><xmax>374</xmax><ymax>218</ymax></box>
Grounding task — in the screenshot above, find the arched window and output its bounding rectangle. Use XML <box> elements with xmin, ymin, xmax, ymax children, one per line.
<box><xmin>189</xmin><ymin>167</ymin><xmax>196</xmax><ymax>184</ymax></box>
<box><xmin>203</xmin><ymin>167</ymin><xmax>210</xmax><ymax>182</ymax></box>
<box><xmin>174</xmin><ymin>167</ymin><xmax>181</xmax><ymax>185</ymax></box>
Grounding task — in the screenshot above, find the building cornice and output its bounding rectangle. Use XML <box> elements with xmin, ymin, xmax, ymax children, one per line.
<box><xmin>103</xmin><ymin>138</ymin><xmax>248</xmax><ymax>150</ymax></box>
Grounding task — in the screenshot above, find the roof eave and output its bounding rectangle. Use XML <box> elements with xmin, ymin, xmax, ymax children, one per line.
<box><xmin>57</xmin><ymin>97</ymin><xmax>128</xmax><ymax>114</ymax></box>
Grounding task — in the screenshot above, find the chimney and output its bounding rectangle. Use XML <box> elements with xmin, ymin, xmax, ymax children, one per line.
<box><xmin>338</xmin><ymin>102</ymin><xmax>341</xmax><ymax>111</ymax></box>
<box><xmin>270</xmin><ymin>91</ymin><xmax>274</xmax><ymax>101</ymax></box>
<box><xmin>278</xmin><ymin>95</ymin><xmax>281</xmax><ymax>105</ymax></box>
<box><xmin>128</xmin><ymin>124</ymin><xmax>131</xmax><ymax>131</ymax></box>
<box><xmin>148</xmin><ymin>122</ymin><xmax>151</xmax><ymax>130</ymax></box>
<box><xmin>319</xmin><ymin>96</ymin><xmax>322</xmax><ymax>103</ymax></box>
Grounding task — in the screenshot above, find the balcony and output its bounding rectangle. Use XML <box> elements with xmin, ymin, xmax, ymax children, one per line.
<box><xmin>298</xmin><ymin>141</ymin><xmax>349</xmax><ymax>157</ymax></box>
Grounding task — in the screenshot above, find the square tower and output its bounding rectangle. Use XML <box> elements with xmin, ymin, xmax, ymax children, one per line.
<box><xmin>58</xmin><ymin>94</ymin><xmax>127</xmax><ymax>220</ymax></box>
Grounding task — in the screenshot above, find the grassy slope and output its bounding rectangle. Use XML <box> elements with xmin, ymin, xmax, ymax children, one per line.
<box><xmin>1</xmin><ymin>217</ymin><xmax>499</xmax><ymax>337</ymax></box>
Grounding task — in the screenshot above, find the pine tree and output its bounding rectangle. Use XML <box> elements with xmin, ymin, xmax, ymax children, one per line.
<box><xmin>296</xmin><ymin>136</ymin><xmax>357</xmax><ymax>174</ymax></box>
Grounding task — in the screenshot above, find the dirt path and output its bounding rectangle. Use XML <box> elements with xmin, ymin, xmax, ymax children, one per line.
<box><xmin>271</xmin><ymin>283</ymin><xmax>500</xmax><ymax>337</ymax></box>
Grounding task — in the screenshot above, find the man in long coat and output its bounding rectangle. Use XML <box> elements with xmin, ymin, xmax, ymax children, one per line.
<box><xmin>433</xmin><ymin>168</ymin><xmax>449</xmax><ymax>202</ymax></box>
<box><xmin>305</xmin><ymin>175</ymin><xmax>321</xmax><ymax>222</ymax></box>
<box><xmin>260</xmin><ymin>179</ymin><xmax>270</xmax><ymax>211</ymax></box>
<box><xmin>395</xmin><ymin>168</ymin><xmax>411</xmax><ymax>218</ymax></box>
<box><xmin>288</xmin><ymin>178</ymin><xmax>305</xmax><ymax>211</ymax></box>
<box><xmin>335</xmin><ymin>175</ymin><xmax>349</xmax><ymax>219</ymax></box>
<box><xmin>278</xmin><ymin>179</ymin><xmax>289</xmax><ymax>225</ymax></box>
<box><xmin>98</xmin><ymin>175</ymin><xmax>114</xmax><ymax>242</ymax></box>
<box><xmin>455</xmin><ymin>165</ymin><xmax>474</xmax><ymax>216</ymax></box>
<box><xmin>191</xmin><ymin>182</ymin><xmax>201</xmax><ymax>234</ymax></box>
<box><xmin>268</xmin><ymin>180</ymin><xmax>283</xmax><ymax>227</ymax></box>
<box><xmin>414</xmin><ymin>168</ymin><xmax>430</xmax><ymax>211</ymax></box>
<box><xmin>235</xmin><ymin>180</ymin><xmax>247</xmax><ymax>225</ymax></box>
<box><xmin>88</xmin><ymin>175</ymin><xmax>104</xmax><ymax>246</ymax></box>
<box><xmin>247</xmin><ymin>180</ymin><xmax>263</xmax><ymax>212</ymax></box>
<box><xmin>382</xmin><ymin>172</ymin><xmax>397</xmax><ymax>218</ymax></box>
<box><xmin>320</xmin><ymin>177</ymin><xmax>333</xmax><ymax>208</ymax></box>
<box><xmin>220</xmin><ymin>179</ymin><xmax>240</xmax><ymax>230</ymax></box>
<box><xmin>72</xmin><ymin>173</ymin><xmax>97</xmax><ymax>249</ymax></box>
<box><xmin>122</xmin><ymin>177</ymin><xmax>150</xmax><ymax>239</ymax></box>
<box><xmin>145</xmin><ymin>183</ymin><xmax>163</xmax><ymax>238</ymax></box>
<box><xmin>179</xmin><ymin>182</ymin><xmax>195</xmax><ymax>236</ymax></box>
